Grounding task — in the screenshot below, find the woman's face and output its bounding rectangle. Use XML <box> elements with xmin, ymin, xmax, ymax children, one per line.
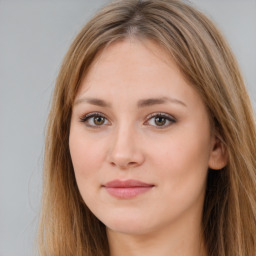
<box><xmin>69</xmin><ymin>39</ymin><xmax>219</xmax><ymax>235</ymax></box>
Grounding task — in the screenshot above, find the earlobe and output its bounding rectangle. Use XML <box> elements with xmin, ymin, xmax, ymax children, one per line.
<box><xmin>208</xmin><ymin>136</ymin><xmax>228</xmax><ymax>170</ymax></box>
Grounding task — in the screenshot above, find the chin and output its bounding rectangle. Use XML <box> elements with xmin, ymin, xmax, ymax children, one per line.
<box><xmin>106</xmin><ymin>222</ymin><xmax>152</xmax><ymax>236</ymax></box>
<box><xmin>101</xmin><ymin>212</ymin><xmax>153</xmax><ymax>235</ymax></box>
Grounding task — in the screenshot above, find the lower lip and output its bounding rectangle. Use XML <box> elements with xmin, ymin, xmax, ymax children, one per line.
<box><xmin>104</xmin><ymin>186</ymin><xmax>153</xmax><ymax>199</ymax></box>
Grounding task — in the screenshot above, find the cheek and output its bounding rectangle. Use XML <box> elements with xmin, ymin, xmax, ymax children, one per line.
<box><xmin>152</xmin><ymin>133</ymin><xmax>210</xmax><ymax>171</ymax></box>
<box><xmin>150</xmin><ymin>127</ymin><xmax>211</xmax><ymax>194</ymax></box>
<box><xmin>146</xmin><ymin>136</ymin><xmax>210</xmax><ymax>222</ymax></box>
<box><xmin>69</xmin><ymin>125</ymin><xmax>104</xmax><ymax>182</ymax></box>
<box><xmin>69</xmin><ymin>128</ymin><xmax>106</xmax><ymax>209</ymax></box>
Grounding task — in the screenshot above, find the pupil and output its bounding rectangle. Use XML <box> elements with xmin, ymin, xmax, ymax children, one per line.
<box><xmin>155</xmin><ymin>117</ymin><xmax>166</xmax><ymax>126</ymax></box>
<box><xmin>94</xmin><ymin>116</ymin><xmax>104</xmax><ymax>125</ymax></box>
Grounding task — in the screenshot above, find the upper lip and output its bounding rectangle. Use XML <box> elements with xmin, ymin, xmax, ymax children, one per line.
<box><xmin>104</xmin><ymin>179</ymin><xmax>154</xmax><ymax>188</ymax></box>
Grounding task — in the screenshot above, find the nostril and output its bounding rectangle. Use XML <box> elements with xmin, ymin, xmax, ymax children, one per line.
<box><xmin>128</xmin><ymin>162</ymin><xmax>137</xmax><ymax>166</ymax></box>
<box><xmin>109</xmin><ymin>160</ymin><xmax>138</xmax><ymax>169</ymax></box>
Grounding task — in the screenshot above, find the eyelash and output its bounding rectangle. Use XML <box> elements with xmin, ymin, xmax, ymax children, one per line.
<box><xmin>80</xmin><ymin>112</ymin><xmax>110</xmax><ymax>128</ymax></box>
<box><xmin>79</xmin><ymin>112</ymin><xmax>176</xmax><ymax>129</ymax></box>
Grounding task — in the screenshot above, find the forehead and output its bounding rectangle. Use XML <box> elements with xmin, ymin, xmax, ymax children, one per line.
<box><xmin>77</xmin><ymin>39</ymin><xmax>188</xmax><ymax>96</ymax></box>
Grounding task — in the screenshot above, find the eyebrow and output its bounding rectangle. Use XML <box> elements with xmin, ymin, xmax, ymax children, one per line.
<box><xmin>74</xmin><ymin>96</ymin><xmax>187</xmax><ymax>108</ymax></box>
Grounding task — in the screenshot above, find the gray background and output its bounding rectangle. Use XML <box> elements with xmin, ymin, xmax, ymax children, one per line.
<box><xmin>0</xmin><ymin>1</ymin><xmax>255</xmax><ymax>255</ymax></box>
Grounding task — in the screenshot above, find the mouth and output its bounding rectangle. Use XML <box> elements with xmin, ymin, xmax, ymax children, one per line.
<box><xmin>103</xmin><ymin>179</ymin><xmax>155</xmax><ymax>199</ymax></box>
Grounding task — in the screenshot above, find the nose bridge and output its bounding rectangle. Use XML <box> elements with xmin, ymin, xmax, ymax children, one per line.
<box><xmin>111</xmin><ymin>122</ymin><xmax>136</xmax><ymax>157</ymax></box>
<box><xmin>108</xmin><ymin>121</ymin><xmax>144</xmax><ymax>169</ymax></box>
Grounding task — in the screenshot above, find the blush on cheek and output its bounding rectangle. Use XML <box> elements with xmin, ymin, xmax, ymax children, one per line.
<box><xmin>70</xmin><ymin>141</ymin><xmax>103</xmax><ymax>181</ymax></box>
<box><xmin>71</xmin><ymin>151</ymin><xmax>93</xmax><ymax>176</ymax></box>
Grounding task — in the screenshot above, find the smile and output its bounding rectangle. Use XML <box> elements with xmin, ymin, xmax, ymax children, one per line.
<box><xmin>103</xmin><ymin>179</ymin><xmax>155</xmax><ymax>199</ymax></box>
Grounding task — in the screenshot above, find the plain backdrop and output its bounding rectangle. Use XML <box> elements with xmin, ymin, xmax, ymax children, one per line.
<box><xmin>0</xmin><ymin>1</ymin><xmax>255</xmax><ymax>255</ymax></box>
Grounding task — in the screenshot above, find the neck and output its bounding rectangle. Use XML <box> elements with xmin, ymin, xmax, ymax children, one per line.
<box><xmin>107</xmin><ymin>213</ymin><xmax>207</xmax><ymax>256</ymax></box>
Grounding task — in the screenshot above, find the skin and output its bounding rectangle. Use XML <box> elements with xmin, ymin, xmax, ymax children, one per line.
<box><xmin>69</xmin><ymin>38</ymin><xmax>227</xmax><ymax>256</ymax></box>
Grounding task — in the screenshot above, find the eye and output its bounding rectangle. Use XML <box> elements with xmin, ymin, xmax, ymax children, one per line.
<box><xmin>80</xmin><ymin>112</ymin><xmax>110</xmax><ymax>128</ymax></box>
<box><xmin>145</xmin><ymin>113</ymin><xmax>176</xmax><ymax>128</ymax></box>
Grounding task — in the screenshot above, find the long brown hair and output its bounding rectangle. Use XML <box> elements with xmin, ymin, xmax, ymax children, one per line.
<box><xmin>38</xmin><ymin>0</ymin><xmax>256</xmax><ymax>255</ymax></box>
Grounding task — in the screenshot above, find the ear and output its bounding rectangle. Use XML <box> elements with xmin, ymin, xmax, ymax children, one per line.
<box><xmin>208</xmin><ymin>135</ymin><xmax>228</xmax><ymax>170</ymax></box>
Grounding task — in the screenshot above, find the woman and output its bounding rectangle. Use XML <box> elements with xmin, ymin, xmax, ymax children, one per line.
<box><xmin>38</xmin><ymin>0</ymin><xmax>256</xmax><ymax>255</ymax></box>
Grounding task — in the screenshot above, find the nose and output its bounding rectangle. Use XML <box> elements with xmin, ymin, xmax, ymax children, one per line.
<box><xmin>107</xmin><ymin>125</ymin><xmax>145</xmax><ymax>170</ymax></box>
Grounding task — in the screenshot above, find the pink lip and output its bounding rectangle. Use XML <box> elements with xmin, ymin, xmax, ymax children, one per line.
<box><xmin>103</xmin><ymin>179</ymin><xmax>154</xmax><ymax>199</ymax></box>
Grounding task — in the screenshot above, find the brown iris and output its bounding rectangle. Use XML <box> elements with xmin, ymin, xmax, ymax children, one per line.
<box><xmin>94</xmin><ymin>116</ymin><xmax>105</xmax><ymax>125</ymax></box>
<box><xmin>155</xmin><ymin>116</ymin><xmax>167</xmax><ymax>126</ymax></box>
